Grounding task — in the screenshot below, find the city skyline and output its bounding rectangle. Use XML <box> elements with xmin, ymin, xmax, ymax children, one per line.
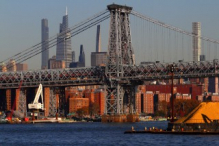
<box><xmin>1</xmin><ymin>0</ymin><xmax>219</xmax><ymax>69</ymax></box>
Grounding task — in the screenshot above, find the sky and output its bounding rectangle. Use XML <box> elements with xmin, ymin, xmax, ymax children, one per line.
<box><xmin>0</xmin><ymin>0</ymin><xmax>219</xmax><ymax>70</ymax></box>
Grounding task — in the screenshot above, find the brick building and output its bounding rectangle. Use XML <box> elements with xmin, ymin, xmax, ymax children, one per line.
<box><xmin>94</xmin><ymin>89</ymin><xmax>105</xmax><ymax>115</ymax></box>
<box><xmin>69</xmin><ymin>98</ymin><xmax>89</xmax><ymax>113</ymax></box>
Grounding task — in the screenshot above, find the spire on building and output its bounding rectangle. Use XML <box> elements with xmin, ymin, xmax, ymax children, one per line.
<box><xmin>66</xmin><ymin>6</ymin><xmax>68</xmax><ymax>15</ymax></box>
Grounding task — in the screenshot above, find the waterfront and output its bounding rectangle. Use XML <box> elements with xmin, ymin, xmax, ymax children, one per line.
<box><xmin>0</xmin><ymin>121</ymin><xmax>219</xmax><ymax>146</ymax></box>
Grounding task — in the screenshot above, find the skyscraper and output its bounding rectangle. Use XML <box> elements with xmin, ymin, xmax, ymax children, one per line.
<box><xmin>79</xmin><ymin>45</ymin><xmax>85</xmax><ymax>67</ymax></box>
<box><xmin>69</xmin><ymin>45</ymin><xmax>85</xmax><ymax>68</ymax></box>
<box><xmin>192</xmin><ymin>22</ymin><xmax>201</xmax><ymax>62</ymax></box>
<box><xmin>96</xmin><ymin>25</ymin><xmax>101</xmax><ymax>52</ymax></box>
<box><xmin>91</xmin><ymin>25</ymin><xmax>107</xmax><ymax>66</ymax></box>
<box><xmin>41</xmin><ymin>19</ymin><xmax>49</xmax><ymax>69</ymax></box>
<box><xmin>72</xmin><ymin>51</ymin><xmax>75</xmax><ymax>62</ymax></box>
<box><xmin>56</xmin><ymin>7</ymin><xmax>72</xmax><ymax>68</ymax></box>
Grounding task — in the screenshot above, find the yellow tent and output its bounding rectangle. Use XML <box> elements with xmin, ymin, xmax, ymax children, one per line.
<box><xmin>175</xmin><ymin>102</ymin><xmax>219</xmax><ymax>124</ymax></box>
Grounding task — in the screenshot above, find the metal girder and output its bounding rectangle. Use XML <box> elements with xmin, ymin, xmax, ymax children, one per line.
<box><xmin>123</xmin><ymin>85</ymin><xmax>136</xmax><ymax>114</ymax></box>
<box><xmin>0</xmin><ymin>60</ymin><xmax>219</xmax><ymax>88</ymax></box>
<box><xmin>0</xmin><ymin>66</ymin><xmax>105</xmax><ymax>88</ymax></box>
<box><xmin>49</xmin><ymin>88</ymin><xmax>56</xmax><ymax>117</ymax></box>
<box><xmin>122</xmin><ymin>60</ymin><xmax>219</xmax><ymax>80</ymax></box>
<box><xmin>105</xmin><ymin>4</ymin><xmax>134</xmax><ymax>115</ymax></box>
<box><xmin>18</xmin><ymin>89</ymin><xmax>26</xmax><ymax>115</ymax></box>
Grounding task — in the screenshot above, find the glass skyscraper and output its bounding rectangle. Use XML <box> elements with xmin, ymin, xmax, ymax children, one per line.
<box><xmin>56</xmin><ymin>8</ymin><xmax>72</xmax><ymax>68</ymax></box>
<box><xmin>41</xmin><ymin>19</ymin><xmax>49</xmax><ymax>69</ymax></box>
<box><xmin>79</xmin><ymin>45</ymin><xmax>85</xmax><ymax>67</ymax></box>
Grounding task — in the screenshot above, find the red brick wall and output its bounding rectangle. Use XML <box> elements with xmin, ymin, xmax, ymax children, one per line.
<box><xmin>143</xmin><ymin>92</ymin><xmax>154</xmax><ymax>114</ymax></box>
<box><xmin>94</xmin><ymin>92</ymin><xmax>105</xmax><ymax>115</ymax></box>
<box><xmin>69</xmin><ymin>98</ymin><xmax>89</xmax><ymax>113</ymax></box>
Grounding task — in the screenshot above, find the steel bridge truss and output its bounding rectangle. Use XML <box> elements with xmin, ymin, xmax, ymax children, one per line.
<box><xmin>0</xmin><ymin>67</ymin><xmax>105</xmax><ymax>88</ymax></box>
<box><xmin>121</xmin><ymin>60</ymin><xmax>218</xmax><ymax>81</ymax></box>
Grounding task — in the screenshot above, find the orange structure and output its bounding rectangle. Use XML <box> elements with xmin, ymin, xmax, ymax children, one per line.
<box><xmin>69</xmin><ymin>98</ymin><xmax>89</xmax><ymax>113</ymax></box>
<box><xmin>6</xmin><ymin>89</ymin><xmax>11</xmax><ymax>111</ymax></box>
<box><xmin>143</xmin><ymin>91</ymin><xmax>154</xmax><ymax>114</ymax></box>
<box><xmin>44</xmin><ymin>87</ymin><xmax>50</xmax><ymax>117</ymax></box>
<box><xmin>94</xmin><ymin>89</ymin><xmax>105</xmax><ymax>115</ymax></box>
<box><xmin>175</xmin><ymin>102</ymin><xmax>219</xmax><ymax>124</ymax></box>
<box><xmin>84</xmin><ymin>89</ymin><xmax>95</xmax><ymax>104</ymax></box>
<box><xmin>135</xmin><ymin>92</ymin><xmax>141</xmax><ymax>114</ymax></box>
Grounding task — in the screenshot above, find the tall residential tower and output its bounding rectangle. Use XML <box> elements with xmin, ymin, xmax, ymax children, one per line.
<box><xmin>91</xmin><ymin>25</ymin><xmax>107</xmax><ymax>66</ymax></box>
<box><xmin>41</xmin><ymin>19</ymin><xmax>49</xmax><ymax>69</ymax></box>
<box><xmin>96</xmin><ymin>25</ymin><xmax>101</xmax><ymax>52</ymax></box>
<box><xmin>56</xmin><ymin>7</ymin><xmax>72</xmax><ymax>68</ymax></box>
<box><xmin>192</xmin><ymin>22</ymin><xmax>201</xmax><ymax>62</ymax></box>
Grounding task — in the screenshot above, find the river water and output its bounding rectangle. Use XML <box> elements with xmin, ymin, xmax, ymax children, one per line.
<box><xmin>0</xmin><ymin>121</ymin><xmax>218</xmax><ymax>146</ymax></box>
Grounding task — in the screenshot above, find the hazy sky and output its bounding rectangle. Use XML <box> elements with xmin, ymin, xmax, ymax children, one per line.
<box><xmin>1</xmin><ymin>0</ymin><xmax>219</xmax><ymax>70</ymax></box>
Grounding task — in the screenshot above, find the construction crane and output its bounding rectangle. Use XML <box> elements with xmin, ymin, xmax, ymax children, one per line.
<box><xmin>28</xmin><ymin>84</ymin><xmax>44</xmax><ymax>110</ymax></box>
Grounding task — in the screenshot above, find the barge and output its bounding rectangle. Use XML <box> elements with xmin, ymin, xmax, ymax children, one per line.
<box><xmin>125</xmin><ymin>102</ymin><xmax>219</xmax><ymax>134</ymax></box>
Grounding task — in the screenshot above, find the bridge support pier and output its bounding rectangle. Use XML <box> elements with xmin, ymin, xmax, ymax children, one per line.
<box><xmin>44</xmin><ymin>87</ymin><xmax>57</xmax><ymax>117</ymax></box>
<box><xmin>214</xmin><ymin>59</ymin><xmax>219</xmax><ymax>94</ymax></box>
<box><xmin>0</xmin><ymin>89</ymin><xmax>6</xmax><ymax>111</ymax></box>
<box><xmin>123</xmin><ymin>85</ymin><xmax>136</xmax><ymax>114</ymax></box>
<box><xmin>16</xmin><ymin>88</ymin><xmax>26</xmax><ymax>115</ymax></box>
<box><xmin>56</xmin><ymin>87</ymin><xmax>67</xmax><ymax>117</ymax></box>
<box><xmin>6</xmin><ymin>89</ymin><xmax>11</xmax><ymax>111</ymax></box>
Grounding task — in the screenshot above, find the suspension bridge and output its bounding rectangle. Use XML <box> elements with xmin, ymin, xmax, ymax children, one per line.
<box><xmin>0</xmin><ymin>4</ymin><xmax>219</xmax><ymax>120</ymax></box>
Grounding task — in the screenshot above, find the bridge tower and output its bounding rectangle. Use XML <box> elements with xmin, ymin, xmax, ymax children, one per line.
<box><xmin>105</xmin><ymin>4</ymin><xmax>135</xmax><ymax>115</ymax></box>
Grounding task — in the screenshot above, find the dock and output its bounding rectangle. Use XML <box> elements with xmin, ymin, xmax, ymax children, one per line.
<box><xmin>124</xmin><ymin>130</ymin><xmax>219</xmax><ymax>135</ymax></box>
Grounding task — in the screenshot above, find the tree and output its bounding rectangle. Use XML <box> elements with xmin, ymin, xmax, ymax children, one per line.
<box><xmin>76</xmin><ymin>106</ymin><xmax>89</xmax><ymax>119</ymax></box>
<box><xmin>89</xmin><ymin>102</ymin><xmax>99</xmax><ymax>117</ymax></box>
<box><xmin>157</xmin><ymin>101</ymin><xmax>168</xmax><ymax>117</ymax></box>
<box><xmin>174</xmin><ymin>99</ymin><xmax>200</xmax><ymax>117</ymax></box>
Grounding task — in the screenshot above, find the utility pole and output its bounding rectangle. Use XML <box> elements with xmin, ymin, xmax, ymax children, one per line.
<box><xmin>170</xmin><ymin>64</ymin><xmax>175</xmax><ymax>123</ymax></box>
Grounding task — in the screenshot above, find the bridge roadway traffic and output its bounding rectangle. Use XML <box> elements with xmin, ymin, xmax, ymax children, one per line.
<box><xmin>0</xmin><ymin>60</ymin><xmax>218</xmax><ymax>89</ymax></box>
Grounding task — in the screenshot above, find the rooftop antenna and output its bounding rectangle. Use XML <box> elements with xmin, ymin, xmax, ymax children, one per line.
<box><xmin>66</xmin><ymin>6</ymin><xmax>68</xmax><ymax>15</ymax></box>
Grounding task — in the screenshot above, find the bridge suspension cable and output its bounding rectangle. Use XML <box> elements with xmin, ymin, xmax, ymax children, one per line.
<box><xmin>130</xmin><ymin>10</ymin><xmax>219</xmax><ymax>63</ymax></box>
<box><xmin>131</xmin><ymin>10</ymin><xmax>219</xmax><ymax>44</ymax></box>
<box><xmin>2</xmin><ymin>9</ymin><xmax>110</xmax><ymax>70</ymax></box>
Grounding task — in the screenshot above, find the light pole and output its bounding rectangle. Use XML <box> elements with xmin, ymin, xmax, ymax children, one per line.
<box><xmin>169</xmin><ymin>64</ymin><xmax>175</xmax><ymax>123</ymax></box>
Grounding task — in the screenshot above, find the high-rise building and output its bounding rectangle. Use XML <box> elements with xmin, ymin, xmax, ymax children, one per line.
<box><xmin>200</xmin><ymin>55</ymin><xmax>205</xmax><ymax>61</ymax></box>
<box><xmin>48</xmin><ymin>56</ymin><xmax>65</xmax><ymax>69</ymax></box>
<box><xmin>91</xmin><ymin>52</ymin><xmax>107</xmax><ymax>66</ymax></box>
<box><xmin>96</xmin><ymin>25</ymin><xmax>101</xmax><ymax>52</ymax></box>
<box><xmin>91</xmin><ymin>25</ymin><xmax>107</xmax><ymax>66</ymax></box>
<box><xmin>41</xmin><ymin>19</ymin><xmax>49</xmax><ymax>69</ymax></box>
<box><xmin>79</xmin><ymin>45</ymin><xmax>85</xmax><ymax>67</ymax></box>
<box><xmin>16</xmin><ymin>63</ymin><xmax>28</xmax><ymax>71</ymax></box>
<box><xmin>56</xmin><ymin>7</ymin><xmax>72</xmax><ymax>68</ymax></box>
<box><xmin>0</xmin><ymin>63</ymin><xmax>7</xmax><ymax>72</ymax></box>
<box><xmin>7</xmin><ymin>59</ymin><xmax>16</xmax><ymax>72</ymax></box>
<box><xmin>192</xmin><ymin>22</ymin><xmax>201</xmax><ymax>62</ymax></box>
<box><xmin>69</xmin><ymin>45</ymin><xmax>85</xmax><ymax>68</ymax></box>
<box><xmin>72</xmin><ymin>51</ymin><xmax>75</xmax><ymax>62</ymax></box>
